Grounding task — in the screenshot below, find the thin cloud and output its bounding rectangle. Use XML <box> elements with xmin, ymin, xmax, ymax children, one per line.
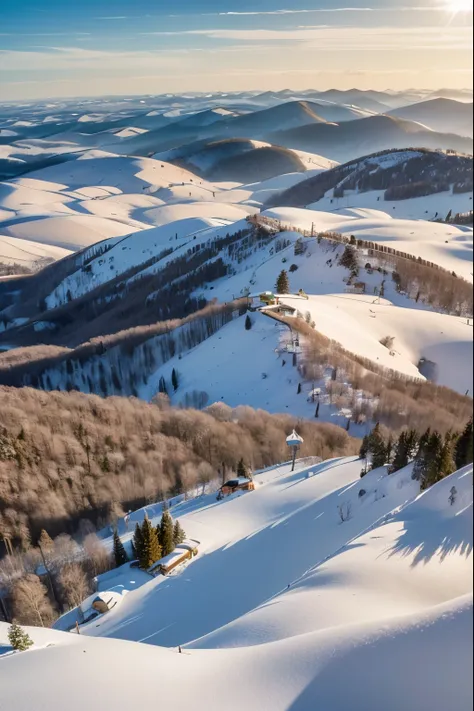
<box><xmin>209</xmin><ymin>6</ymin><xmax>448</xmax><ymax>15</ymax></box>
<box><xmin>214</xmin><ymin>8</ymin><xmax>373</xmax><ymax>14</ymax></box>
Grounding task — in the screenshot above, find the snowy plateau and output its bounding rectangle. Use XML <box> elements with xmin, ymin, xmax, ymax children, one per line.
<box><xmin>0</xmin><ymin>89</ymin><xmax>473</xmax><ymax>711</ymax></box>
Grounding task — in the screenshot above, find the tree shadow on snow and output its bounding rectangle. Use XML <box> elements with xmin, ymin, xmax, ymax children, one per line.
<box><xmin>386</xmin><ymin>505</ymin><xmax>473</xmax><ymax>567</ymax></box>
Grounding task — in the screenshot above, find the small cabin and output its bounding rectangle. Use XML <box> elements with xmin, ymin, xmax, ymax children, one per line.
<box><xmin>149</xmin><ymin>543</ymin><xmax>199</xmax><ymax>577</ymax></box>
<box><xmin>248</xmin><ymin>292</ymin><xmax>276</xmax><ymax>310</ymax></box>
<box><xmin>80</xmin><ymin>589</ymin><xmax>126</xmax><ymax>623</ymax></box>
<box><xmin>218</xmin><ymin>477</ymin><xmax>255</xmax><ymax>499</ymax></box>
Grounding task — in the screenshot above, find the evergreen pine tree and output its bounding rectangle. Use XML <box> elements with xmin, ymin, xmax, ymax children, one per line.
<box><xmin>172</xmin><ymin>368</ymin><xmax>179</xmax><ymax>392</ymax></box>
<box><xmin>339</xmin><ymin>245</ymin><xmax>359</xmax><ymax>276</ymax></box>
<box><xmin>455</xmin><ymin>418</ymin><xmax>473</xmax><ymax>470</ymax></box>
<box><xmin>385</xmin><ymin>434</ymin><xmax>394</xmax><ymax>465</ymax></box>
<box><xmin>438</xmin><ymin>432</ymin><xmax>456</xmax><ymax>480</ymax></box>
<box><xmin>113</xmin><ymin>530</ymin><xmax>128</xmax><ymax>568</ymax></box>
<box><xmin>364</xmin><ymin>423</ymin><xmax>387</xmax><ymax>470</ymax></box>
<box><xmin>133</xmin><ymin>522</ymin><xmax>144</xmax><ymax>563</ymax></box>
<box><xmin>275</xmin><ymin>270</ymin><xmax>290</xmax><ymax>294</ymax></box>
<box><xmin>390</xmin><ymin>431</ymin><xmax>409</xmax><ymax>473</ymax></box>
<box><xmin>421</xmin><ymin>431</ymin><xmax>444</xmax><ymax>490</ymax></box>
<box><xmin>8</xmin><ymin>622</ymin><xmax>33</xmax><ymax>652</ymax></box>
<box><xmin>140</xmin><ymin>517</ymin><xmax>162</xmax><ymax>570</ymax></box>
<box><xmin>173</xmin><ymin>520</ymin><xmax>186</xmax><ymax>546</ymax></box>
<box><xmin>159</xmin><ymin>376</ymin><xmax>168</xmax><ymax>395</ymax></box>
<box><xmin>390</xmin><ymin>429</ymin><xmax>418</xmax><ymax>474</ymax></box>
<box><xmin>412</xmin><ymin>428</ymin><xmax>431</xmax><ymax>481</ymax></box>
<box><xmin>245</xmin><ymin>315</ymin><xmax>252</xmax><ymax>331</ymax></box>
<box><xmin>297</xmin><ymin>383</ymin><xmax>302</xmax><ymax>395</ymax></box>
<box><xmin>359</xmin><ymin>435</ymin><xmax>370</xmax><ymax>460</ymax></box>
<box><xmin>236</xmin><ymin>458</ymin><xmax>248</xmax><ymax>479</ymax></box>
<box><xmin>160</xmin><ymin>510</ymin><xmax>175</xmax><ymax>557</ymax></box>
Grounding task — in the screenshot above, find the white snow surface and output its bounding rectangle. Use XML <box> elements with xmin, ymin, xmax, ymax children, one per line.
<box><xmin>264</xmin><ymin>206</ymin><xmax>474</xmax><ymax>281</ymax></box>
<box><xmin>1</xmin><ymin>461</ymin><xmax>472</xmax><ymax>711</ymax></box>
<box><xmin>0</xmin><ymin>233</ymin><xmax>71</xmax><ymax>268</ymax></box>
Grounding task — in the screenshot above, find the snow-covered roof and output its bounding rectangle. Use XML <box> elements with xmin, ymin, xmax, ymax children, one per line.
<box><xmin>223</xmin><ymin>477</ymin><xmax>252</xmax><ymax>488</ymax></box>
<box><xmin>149</xmin><ymin>547</ymin><xmax>193</xmax><ymax>573</ymax></box>
<box><xmin>80</xmin><ymin>590</ymin><xmax>124</xmax><ymax>614</ymax></box>
<box><xmin>157</xmin><ymin>549</ymin><xmax>190</xmax><ymax>570</ymax></box>
<box><xmin>176</xmin><ymin>539</ymin><xmax>199</xmax><ymax>551</ymax></box>
<box><xmin>286</xmin><ymin>430</ymin><xmax>304</xmax><ymax>447</ymax></box>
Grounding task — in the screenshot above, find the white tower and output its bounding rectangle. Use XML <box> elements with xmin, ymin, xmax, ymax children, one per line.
<box><xmin>286</xmin><ymin>430</ymin><xmax>304</xmax><ymax>472</ymax></box>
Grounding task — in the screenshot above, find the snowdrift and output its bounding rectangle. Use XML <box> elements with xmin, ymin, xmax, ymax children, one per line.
<box><xmin>1</xmin><ymin>462</ymin><xmax>471</xmax><ymax>711</ymax></box>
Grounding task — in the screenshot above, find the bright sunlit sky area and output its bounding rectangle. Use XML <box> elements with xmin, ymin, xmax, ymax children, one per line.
<box><xmin>0</xmin><ymin>0</ymin><xmax>472</xmax><ymax>100</ymax></box>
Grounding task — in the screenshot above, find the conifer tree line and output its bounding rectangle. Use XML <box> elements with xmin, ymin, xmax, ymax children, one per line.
<box><xmin>132</xmin><ymin>510</ymin><xmax>187</xmax><ymax>570</ymax></box>
<box><xmin>360</xmin><ymin>418</ymin><xmax>473</xmax><ymax>490</ymax></box>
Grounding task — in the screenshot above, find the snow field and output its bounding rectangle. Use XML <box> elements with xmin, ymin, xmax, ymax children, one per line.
<box><xmin>1</xmin><ymin>462</ymin><xmax>471</xmax><ymax>711</ymax></box>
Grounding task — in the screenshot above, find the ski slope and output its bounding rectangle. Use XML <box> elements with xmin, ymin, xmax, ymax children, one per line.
<box><xmin>1</xmin><ymin>462</ymin><xmax>472</xmax><ymax>711</ymax></box>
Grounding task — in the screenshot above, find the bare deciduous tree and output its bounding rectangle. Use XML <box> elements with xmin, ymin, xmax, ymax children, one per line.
<box><xmin>83</xmin><ymin>534</ymin><xmax>111</xmax><ymax>578</ymax></box>
<box><xmin>11</xmin><ymin>574</ymin><xmax>55</xmax><ymax>627</ymax></box>
<box><xmin>58</xmin><ymin>563</ymin><xmax>90</xmax><ymax>610</ymax></box>
<box><xmin>338</xmin><ymin>502</ymin><xmax>352</xmax><ymax>523</ymax></box>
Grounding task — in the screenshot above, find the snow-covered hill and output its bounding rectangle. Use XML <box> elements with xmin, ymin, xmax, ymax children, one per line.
<box><xmin>266</xmin><ymin>115</ymin><xmax>473</xmax><ymax>163</ymax></box>
<box><xmin>0</xmin><ymin>233</ymin><xmax>71</xmax><ymax>270</ymax></box>
<box><xmin>264</xmin><ymin>206</ymin><xmax>474</xmax><ymax>282</ymax></box>
<box><xmin>387</xmin><ymin>98</ymin><xmax>473</xmax><ymax>138</ymax></box>
<box><xmin>270</xmin><ymin>148</ymin><xmax>473</xmax><ymax>216</ymax></box>
<box><xmin>155</xmin><ymin>139</ymin><xmax>336</xmax><ymax>183</ymax></box>
<box><xmin>1</xmin><ymin>460</ymin><xmax>471</xmax><ymax>711</ymax></box>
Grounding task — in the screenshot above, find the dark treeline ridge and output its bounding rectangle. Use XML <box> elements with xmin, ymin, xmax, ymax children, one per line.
<box><xmin>267</xmin><ymin>148</ymin><xmax>473</xmax><ymax>208</ymax></box>
<box><xmin>0</xmin><ymin>223</ymin><xmax>273</xmax><ymax>347</ymax></box>
<box><xmin>0</xmin><ymin>387</ymin><xmax>358</xmax><ymax>546</ymax></box>
<box><xmin>0</xmin><ymin>300</ymin><xmax>247</xmax><ymax>395</ymax></box>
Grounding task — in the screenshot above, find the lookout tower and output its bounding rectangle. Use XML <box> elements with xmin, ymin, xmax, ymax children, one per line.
<box><xmin>286</xmin><ymin>430</ymin><xmax>304</xmax><ymax>472</ymax></box>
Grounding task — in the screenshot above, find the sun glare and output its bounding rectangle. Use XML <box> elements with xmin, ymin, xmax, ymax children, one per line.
<box><xmin>445</xmin><ymin>0</ymin><xmax>473</xmax><ymax>14</ymax></box>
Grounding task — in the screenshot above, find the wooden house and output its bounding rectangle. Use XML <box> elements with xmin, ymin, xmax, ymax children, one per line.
<box><xmin>149</xmin><ymin>542</ymin><xmax>199</xmax><ymax>577</ymax></box>
<box><xmin>217</xmin><ymin>477</ymin><xmax>255</xmax><ymax>500</ymax></box>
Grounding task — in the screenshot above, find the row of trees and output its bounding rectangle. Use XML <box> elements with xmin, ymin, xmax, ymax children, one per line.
<box><xmin>131</xmin><ymin>511</ymin><xmax>186</xmax><ymax>570</ymax></box>
<box><xmin>360</xmin><ymin>418</ymin><xmax>473</xmax><ymax>490</ymax></box>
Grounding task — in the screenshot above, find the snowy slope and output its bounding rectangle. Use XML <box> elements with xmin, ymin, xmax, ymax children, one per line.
<box><xmin>2</xmin><ymin>214</ymin><xmax>143</xmax><ymax>251</ymax></box>
<box><xmin>308</xmin><ymin>188</ymin><xmax>473</xmax><ymax>223</ymax></box>
<box><xmin>279</xmin><ymin>293</ymin><xmax>473</xmax><ymax>394</ymax></box>
<box><xmin>1</xmin><ymin>463</ymin><xmax>471</xmax><ymax>711</ymax></box>
<box><xmin>0</xmin><ymin>234</ymin><xmax>71</xmax><ymax>268</ymax></box>
<box><xmin>264</xmin><ymin>206</ymin><xmax>474</xmax><ymax>282</ymax></box>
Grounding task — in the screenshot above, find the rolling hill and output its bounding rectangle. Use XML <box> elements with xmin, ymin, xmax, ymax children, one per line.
<box><xmin>266</xmin><ymin>115</ymin><xmax>473</xmax><ymax>163</ymax></box>
<box><xmin>156</xmin><ymin>138</ymin><xmax>336</xmax><ymax>183</ymax></box>
<box><xmin>1</xmin><ymin>458</ymin><xmax>472</xmax><ymax>711</ymax></box>
<box><xmin>268</xmin><ymin>148</ymin><xmax>473</xmax><ymax>216</ymax></box>
<box><xmin>387</xmin><ymin>98</ymin><xmax>473</xmax><ymax>138</ymax></box>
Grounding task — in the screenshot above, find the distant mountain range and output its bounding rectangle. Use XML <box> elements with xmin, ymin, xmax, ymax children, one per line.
<box><xmin>386</xmin><ymin>98</ymin><xmax>473</xmax><ymax>138</ymax></box>
<box><xmin>266</xmin><ymin>115</ymin><xmax>473</xmax><ymax>163</ymax></box>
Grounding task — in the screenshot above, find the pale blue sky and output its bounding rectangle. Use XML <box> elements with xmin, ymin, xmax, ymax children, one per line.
<box><xmin>0</xmin><ymin>0</ymin><xmax>472</xmax><ymax>99</ymax></box>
